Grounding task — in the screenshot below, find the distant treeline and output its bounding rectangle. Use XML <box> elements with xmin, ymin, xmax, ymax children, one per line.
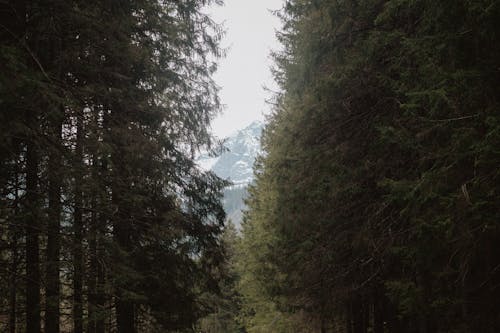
<box><xmin>0</xmin><ymin>1</ymin><xmax>226</xmax><ymax>332</ymax></box>
<box><xmin>236</xmin><ymin>0</ymin><xmax>500</xmax><ymax>332</ymax></box>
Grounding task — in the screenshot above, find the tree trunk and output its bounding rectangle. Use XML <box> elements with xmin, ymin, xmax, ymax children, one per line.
<box><xmin>46</xmin><ymin>110</ymin><xmax>63</xmax><ymax>333</ymax></box>
<box><xmin>352</xmin><ymin>295</ymin><xmax>366</xmax><ymax>333</ymax></box>
<box><xmin>386</xmin><ymin>300</ymin><xmax>403</xmax><ymax>333</ymax></box>
<box><xmin>88</xmin><ymin>108</ymin><xmax>100</xmax><ymax>333</ymax></box>
<box><xmin>346</xmin><ymin>299</ymin><xmax>353</xmax><ymax>333</ymax></box>
<box><xmin>96</xmin><ymin>238</ymin><xmax>106</xmax><ymax>333</ymax></box>
<box><xmin>111</xmin><ymin>107</ymin><xmax>135</xmax><ymax>333</ymax></box>
<box><xmin>96</xmin><ymin>109</ymin><xmax>108</xmax><ymax>333</ymax></box>
<box><xmin>116</xmin><ymin>298</ymin><xmax>135</xmax><ymax>333</ymax></box>
<box><xmin>88</xmin><ymin>201</ymin><xmax>98</xmax><ymax>333</ymax></box>
<box><xmin>9</xmin><ymin>236</ymin><xmax>18</xmax><ymax>333</ymax></box>
<box><xmin>373</xmin><ymin>288</ymin><xmax>385</xmax><ymax>333</ymax></box>
<box><xmin>113</xmin><ymin>197</ymin><xmax>135</xmax><ymax>333</ymax></box>
<box><xmin>73</xmin><ymin>109</ymin><xmax>84</xmax><ymax>333</ymax></box>
<box><xmin>26</xmin><ymin>134</ymin><xmax>41</xmax><ymax>333</ymax></box>
<box><xmin>9</xmin><ymin>165</ymin><xmax>21</xmax><ymax>333</ymax></box>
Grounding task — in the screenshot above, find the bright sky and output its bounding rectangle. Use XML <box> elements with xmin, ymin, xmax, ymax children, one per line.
<box><xmin>209</xmin><ymin>0</ymin><xmax>283</xmax><ymax>138</ymax></box>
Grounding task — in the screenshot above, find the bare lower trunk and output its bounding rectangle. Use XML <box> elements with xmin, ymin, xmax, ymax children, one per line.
<box><xmin>88</xmin><ymin>203</ymin><xmax>98</xmax><ymax>333</ymax></box>
<box><xmin>9</xmin><ymin>241</ymin><xmax>18</xmax><ymax>333</ymax></box>
<box><xmin>114</xmin><ymin>206</ymin><xmax>135</xmax><ymax>333</ymax></box>
<box><xmin>73</xmin><ymin>110</ymin><xmax>84</xmax><ymax>333</ymax></box>
<box><xmin>26</xmin><ymin>138</ymin><xmax>41</xmax><ymax>333</ymax></box>
<box><xmin>9</xmin><ymin>163</ymin><xmax>21</xmax><ymax>333</ymax></box>
<box><xmin>46</xmin><ymin>113</ymin><xmax>63</xmax><ymax>333</ymax></box>
<box><xmin>96</xmin><ymin>245</ymin><xmax>106</xmax><ymax>333</ymax></box>
<box><xmin>373</xmin><ymin>288</ymin><xmax>385</xmax><ymax>333</ymax></box>
<box><xmin>96</xmin><ymin>109</ymin><xmax>108</xmax><ymax>333</ymax></box>
<box><xmin>111</xmin><ymin>109</ymin><xmax>135</xmax><ymax>333</ymax></box>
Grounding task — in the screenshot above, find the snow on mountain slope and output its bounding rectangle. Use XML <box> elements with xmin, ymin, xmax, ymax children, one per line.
<box><xmin>197</xmin><ymin>121</ymin><xmax>263</xmax><ymax>227</ymax></box>
<box><xmin>198</xmin><ymin>120</ymin><xmax>262</xmax><ymax>185</ymax></box>
<box><xmin>211</xmin><ymin>120</ymin><xmax>262</xmax><ymax>186</ymax></box>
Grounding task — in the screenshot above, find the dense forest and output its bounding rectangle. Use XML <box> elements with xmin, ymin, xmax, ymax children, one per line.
<box><xmin>0</xmin><ymin>0</ymin><xmax>227</xmax><ymax>332</ymax></box>
<box><xmin>237</xmin><ymin>0</ymin><xmax>500</xmax><ymax>332</ymax></box>
<box><xmin>1</xmin><ymin>0</ymin><xmax>499</xmax><ymax>333</ymax></box>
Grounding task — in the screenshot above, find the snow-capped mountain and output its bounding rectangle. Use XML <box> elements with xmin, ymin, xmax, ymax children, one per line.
<box><xmin>212</xmin><ymin>121</ymin><xmax>262</xmax><ymax>187</ymax></box>
<box><xmin>199</xmin><ymin>120</ymin><xmax>262</xmax><ymax>186</ymax></box>
<box><xmin>197</xmin><ymin>121</ymin><xmax>263</xmax><ymax>226</ymax></box>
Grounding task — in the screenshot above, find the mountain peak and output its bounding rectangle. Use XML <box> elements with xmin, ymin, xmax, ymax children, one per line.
<box><xmin>212</xmin><ymin>121</ymin><xmax>263</xmax><ymax>186</ymax></box>
<box><xmin>197</xmin><ymin>121</ymin><xmax>264</xmax><ymax>227</ymax></box>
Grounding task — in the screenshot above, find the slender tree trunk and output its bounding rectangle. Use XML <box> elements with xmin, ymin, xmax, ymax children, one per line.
<box><xmin>9</xmin><ymin>166</ymin><xmax>20</xmax><ymax>333</ymax></box>
<box><xmin>88</xmin><ymin>107</ymin><xmax>100</xmax><ymax>333</ymax></box>
<box><xmin>346</xmin><ymin>299</ymin><xmax>353</xmax><ymax>333</ymax></box>
<box><xmin>373</xmin><ymin>288</ymin><xmax>385</xmax><ymax>333</ymax></box>
<box><xmin>46</xmin><ymin>110</ymin><xmax>63</xmax><ymax>333</ymax></box>
<box><xmin>73</xmin><ymin>109</ymin><xmax>84</xmax><ymax>333</ymax></box>
<box><xmin>26</xmin><ymin>134</ymin><xmax>41</xmax><ymax>333</ymax></box>
<box><xmin>320</xmin><ymin>294</ymin><xmax>327</xmax><ymax>333</ymax></box>
<box><xmin>386</xmin><ymin>300</ymin><xmax>403</xmax><ymax>333</ymax></box>
<box><xmin>416</xmin><ymin>269</ymin><xmax>431</xmax><ymax>333</ymax></box>
<box><xmin>352</xmin><ymin>295</ymin><xmax>365</xmax><ymax>333</ymax></box>
<box><xmin>96</xmin><ymin>109</ymin><xmax>108</xmax><ymax>333</ymax></box>
<box><xmin>9</xmin><ymin>1</ymin><xmax>40</xmax><ymax>331</ymax></box>
<box><xmin>363</xmin><ymin>300</ymin><xmax>369</xmax><ymax>333</ymax></box>
<box><xmin>9</xmin><ymin>237</ymin><xmax>18</xmax><ymax>333</ymax></box>
<box><xmin>96</xmin><ymin>237</ymin><xmax>106</xmax><ymax>333</ymax></box>
<box><xmin>113</xmin><ymin>196</ymin><xmax>135</xmax><ymax>333</ymax></box>
<box><xmin>111</xmin><ymin>108</ymin><xmax>135</xmax><ymax>333</ymax></box>
<box><xmin>88</xmin><ymin>201</ymin><xmax>98</xmax><ymax>333</ymax></box>
<box><xmin>116</xmin><ymin>297</ymin><xmax>135</xmax><ymax>333</ymax></box>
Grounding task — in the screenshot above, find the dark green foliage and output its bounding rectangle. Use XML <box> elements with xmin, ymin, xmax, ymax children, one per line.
<box><xmin>0</xmin><ymin>0</ymin><xmax>226</xmax><ymax>331</ymax></box>
<box><xmin>197</xmin><ymin>222</ymin><xmax>244</xmax><ymax>333</ymax></box>
<box><xmin>240</xmin><ymin>0</ymin><xmax>500</xmax><ymax>332</ymax></box>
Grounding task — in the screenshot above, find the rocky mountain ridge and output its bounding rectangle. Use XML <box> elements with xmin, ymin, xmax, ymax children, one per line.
<box><xmin>198</xmin><ymin>121</ymin><xmax>263</xmax><ymax>226</ymax></box>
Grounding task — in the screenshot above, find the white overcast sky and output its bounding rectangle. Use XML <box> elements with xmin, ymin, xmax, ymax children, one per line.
<box><xmin>208</xmin><ymin>0</ymin><xmax>283</xmax><ymax>138</ymax></box>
